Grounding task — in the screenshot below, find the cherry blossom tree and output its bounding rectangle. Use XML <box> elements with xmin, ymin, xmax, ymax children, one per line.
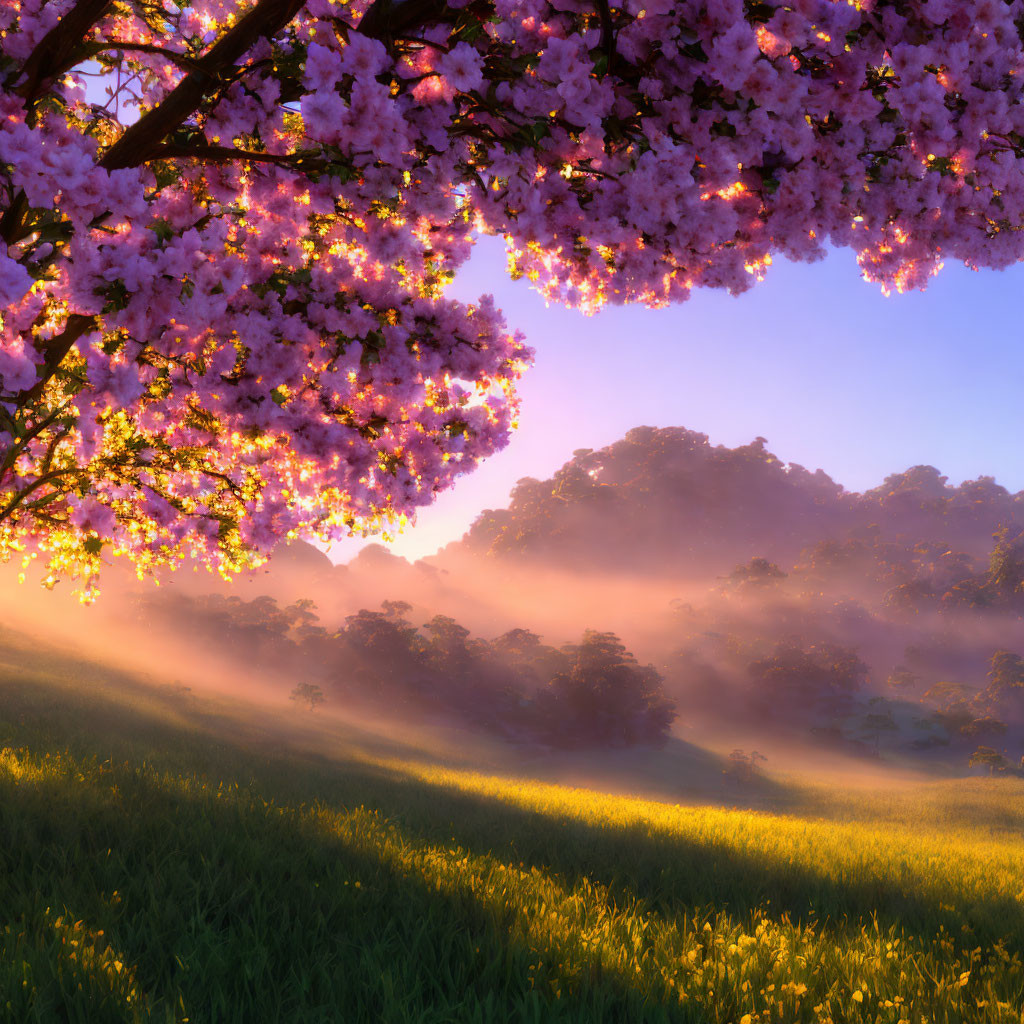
<box><xmin>2</xmin><ymin>0</ymin><xmax>1024</xmax><ymax>591</ymax></box>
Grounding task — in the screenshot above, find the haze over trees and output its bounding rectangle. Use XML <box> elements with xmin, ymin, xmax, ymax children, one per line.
<box><xmin>5</xmin><ymin>0</ymin><xmax>1024</xmax><ymax>586</ymax></box>
<box><xmin>104</xmin><ymin>426</ymin><xmax>1022</xmax><ymax>761</ymax></box>
<box><xmin>457</xmin><ymin>427</ymin><xmax>1024</xmax><ymax>578</ymax></box>
<box><xmin>136</xmin><ymin>588</ymin><xmax>677</xmax><ymax>746</ymax></box>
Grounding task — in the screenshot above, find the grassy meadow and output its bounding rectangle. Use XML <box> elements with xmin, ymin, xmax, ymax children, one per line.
<box><xmin>0</xmin><ymin>642</ymin><xmax>1022</xmax><ymax>1023</ymax></box>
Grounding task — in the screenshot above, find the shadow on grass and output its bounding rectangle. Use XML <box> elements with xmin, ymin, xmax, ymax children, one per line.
<box><xmin>4</xmin><ymin>658</ymin><xmax>1024</xmax><ymax>946</ymax></box>
<box><xmin>512</xmin><ymin>733</ymin><xmax>795</xmax><ymax>811</ymax></box>
<box><xmin>1</xmin><ymin>761</ymin><xmax>684</xmax><ymax>1024</ymax></box>
<box><xmin>0</xmin><ymin>656</ymin><xmax>1022</xmax><ymax>1023</ymax></box>
<box><xmin>311</xmin><ymin>753</ymin><xmax>1024</xmax><ymax>952</ymax></box>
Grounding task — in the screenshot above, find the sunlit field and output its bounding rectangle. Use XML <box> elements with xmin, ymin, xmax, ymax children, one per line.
<box><xmin>1</xmin><ymin>646</ymin><xmax>1023</xmax><ymax>1024</ymax></box>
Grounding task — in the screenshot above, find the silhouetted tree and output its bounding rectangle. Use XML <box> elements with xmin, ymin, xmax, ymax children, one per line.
<box><xmin>976</xmin><ymin>651</ymin><xmax>1024</xmax><ymax>718</ymax></box>
<box><xmin>989</xmin><ymin>529</ymin><xmax>1024</xmax><ymax>600</ymax></box>
<box><xmin>724</xmin><ymin>749</ymin><xmax>767</xmax><ymax>783</ymax></box>
<box><xmin>748</xmin><ymin>642</ymin><xmax>868</xmax><ymax>718</ymax></box>
<box><xmin>534</xmin><ymin>631</ymin><xmax>675</xmax><ymax>748</ymax></box>
<box><xmin>727</xmin><ymin>558</ymin><xmax>787</xmax><ymax>592</ymax></box>
<box><xmin>290</xmin><ymin>683</ymin><xmax>326</xmax><ymax>712</ymax></box>
<box><xmin>339</xmin><ymin>607</ymin><xmax>428</xmax><ymax>699</ymax></box>
<box><xmin>960</xmin><ymin>715</ymin><xmax>1007</xmax><ymax>739</ymax></box>
<box><xmin>381</xmin><ymin>600</ymin><xmax>413</xmax><ymax>621</ymax></box>
<box><xmin>969</xmin><ymin>746</ymin><xmax>1009</xmax><ymax>776</ymax></box>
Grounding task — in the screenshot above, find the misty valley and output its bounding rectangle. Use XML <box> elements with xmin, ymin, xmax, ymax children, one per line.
<box><xmin>77</xmin><ymin>426</ymin><xmax>1024</xmax><ymax>777</ymax></box>
<box><xmin>0</xmin><ymin>427</ymin><xmax>1023</xmax><ymax>1022</ymax></box>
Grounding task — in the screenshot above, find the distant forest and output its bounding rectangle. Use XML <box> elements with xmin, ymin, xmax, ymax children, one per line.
<box><xmin>134</xmin><ymin>428</ymin><xmax>1024</xmax><ymax>765</ymax></box>
<box><xmin>460</xmin><ymin>426</ymin><xmax>1024</xmax><ymax>591</ymax></box>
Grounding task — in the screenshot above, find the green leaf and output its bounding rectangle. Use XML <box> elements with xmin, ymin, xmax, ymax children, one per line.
<box><xmin>150</xmin><ymin>218</ymin><xmax>174</xmax><ymax>243</ymax></box>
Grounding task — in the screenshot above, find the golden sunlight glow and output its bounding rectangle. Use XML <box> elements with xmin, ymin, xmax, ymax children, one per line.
<box><xmin>701</xmin><ymin>182</ymin><xmax>747</xmax><ymax>201</ymax></box>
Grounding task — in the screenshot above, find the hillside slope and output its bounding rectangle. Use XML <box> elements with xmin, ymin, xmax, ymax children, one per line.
<box><xmin>0</xmin><ymin>646</ymin><xmax>1022</xmax><ymax>1023</ymax></box>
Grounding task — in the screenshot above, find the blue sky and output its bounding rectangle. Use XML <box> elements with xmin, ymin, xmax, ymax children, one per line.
<box><xmin>330</xmin><ymin>235</ymin><xmax>1024</xmax><ymax>563</ymax></box>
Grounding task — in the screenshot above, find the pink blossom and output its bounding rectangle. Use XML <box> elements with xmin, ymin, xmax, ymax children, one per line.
<box><xmin>338</xmin><ymin>32</ymin><xmax>387</xmax><ymax>79</ymax></box>
<box><xmin>0</xmin><ymin>0</ymin><xmax>1023</xmax><ymax>584</ymax></box>
<box><xmin>439</xmin><ymin>42</ymin><xmax>484</xmax><ymax>93</ymax></box>
<box><xmin>304</xmin><ymin>40</ymin><xmax>344</xmax><ymax>91</ymax></box>
<box><xmin>710</xmin><ymin>23</ymin><xmax>760</xmax><ymax>92</ymax></box>
<box><xmin>0</xmin><ymin>254</ymin><xmax>31</xmax><ymax>308</ymax></box>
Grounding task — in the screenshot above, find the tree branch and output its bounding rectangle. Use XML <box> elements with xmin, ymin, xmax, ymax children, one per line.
<box><xmin>2</xmin><ymin>0</ymin><xmax>113</xmax><ymax>244</ymax></box>
<box><xmin>0</xmin><ymin>405</ymin><xmax>68</xmax><ymax>479</ymax></box>
<box><xmin>17</xmin><ymin>313</ymin><xmax>99</xmax><ymax>408</ymax></box>
<box><xmin>0</xmin><ymin>466</ymin><xmax>75</xmax><ymax>525</ymax></box>
<box><xmin>356</xmin><ymin>0</ymin><xmax>451</xmax><ymax>45</ymax></box>
<box><xmin>1</xmin><ymin>0</ymin><xmax>460</xmax><ymax>428</ymax></box>
<box><xmin>10</xmin><ymin>0</ymin><xmax>113</xmax><ymax>102</ymax></box>
<box><xmin>0</xmin><ymin>192</ymin><xmax>29</xmax><ymax>247</ymax></box>
<box><xmin>147</xmin><ymin>142</ymin><xmax>321</xmax><ymax>167</ymax></box>
<box><xmin>594</xmin><ymin>0</ymin><xmax>617</xmax><ymax>73</ymax></box>
<box><xmin>83</xmin><ymin>40</ymin><xmax>209</xmax><ymax>76</ymax></box>
<box><xmin>100</xmin><ymin>0</ymin><xmax>306</xmax><ymax>171</ymax></box>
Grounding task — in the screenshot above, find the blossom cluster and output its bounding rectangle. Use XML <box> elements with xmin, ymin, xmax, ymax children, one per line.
<box><xmin>1</xmin><ymin>0</ymin><xmax>1023</xmax><ymax>584</ymax></box>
